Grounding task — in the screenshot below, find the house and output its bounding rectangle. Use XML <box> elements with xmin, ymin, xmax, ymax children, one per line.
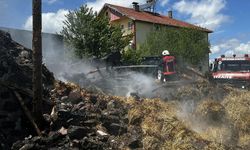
<box><xmin>99</xmin><ymin>3</ymin><xmax>212</xmax><ymax>49</ymax></box>
<box><xmin>99</xmin><ymin>3</ymin><xmax>213</xmax><ymax>73</ymax></box>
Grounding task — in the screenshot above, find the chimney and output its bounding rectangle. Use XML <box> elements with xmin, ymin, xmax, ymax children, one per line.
<box><xmin>168</xmin><ymin>10</ymin><xmax>173</xmax><ymax>18</ymax></box>
<box><xmin>132</xmin><ymin>2</ymin><xmax>140</xmax><ymax>11</ymax></box>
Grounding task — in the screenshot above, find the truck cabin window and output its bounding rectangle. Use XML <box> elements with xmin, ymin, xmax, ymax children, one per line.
<box><xmin>217</xmin><ymin>60</ymin><xmax>250</xmax><ymax>72</ymax></box>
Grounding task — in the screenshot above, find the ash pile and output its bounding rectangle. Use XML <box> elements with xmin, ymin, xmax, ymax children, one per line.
<box><xmin>0</xmin><ymin>30</ymin><xmax>54</xmax><ymax>149</ymax></box>
<box><xmin>13</xmin><ymin>82</ymin><xmax>143</xmax><ymax>150</ymax></box>
<box><xmin>0</xmin><ymin>30</ymin><xmax>143</xmax><ymax>149</ymax></box>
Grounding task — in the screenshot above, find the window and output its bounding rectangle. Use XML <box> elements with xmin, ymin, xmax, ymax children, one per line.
<box><xmin>120</xmin><ymin>24</ymin><xmax>124</xmax><ymax>30</ymax></box>
<box><xmin>154</xmin><ymin>25</ymin><xmax>160</xmax><ymax>31</ymax></box>
<box><xmin>128</xmin><ymin>21</ymin><xmax>133</xmax><ymax>30</ymax></box>
<box><xmin>105</xmin><ymin>12</ymin><xmax>109</xmax><ymax>17</ymax></box>
<box><xmin>218</xmin><ymin>60</ymin><xmax>250</xmax><ymax>71</ymax></box>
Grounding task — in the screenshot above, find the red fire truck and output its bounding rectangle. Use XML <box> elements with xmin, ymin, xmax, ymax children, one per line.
<box><xmin>210</xmin><ymin>54</ymin><xmax>250</xmax><ymax>89</ymax></box>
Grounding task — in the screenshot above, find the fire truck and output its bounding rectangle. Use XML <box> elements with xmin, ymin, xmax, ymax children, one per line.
<box><xmin>210</xmin><ymin>54</ymin><xmax>250</xmax><ymax>89</ymax></box>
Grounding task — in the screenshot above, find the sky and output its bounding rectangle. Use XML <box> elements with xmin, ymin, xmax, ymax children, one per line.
<box><xmin>0</xmin><ymin>0</ymin><xmax>250</xmax><ymax>59</ymax></box>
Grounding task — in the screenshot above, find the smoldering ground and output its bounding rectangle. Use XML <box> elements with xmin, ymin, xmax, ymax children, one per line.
<box><xmin>44</xmin><ymin>43</ymin><xmax>240</xmax><ymax>146</ymax></box>
<box><xmin>1</xmin><ymin>29</ymin><xmax>250</xmax><ymax>149</ymax></box>
<box><xmin>9</xmin><ymin>32</ymin><xmax>248</xmax><ymax>148</ymax></box>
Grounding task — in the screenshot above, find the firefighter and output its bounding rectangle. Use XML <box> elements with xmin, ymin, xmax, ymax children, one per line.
<box><xmin>158</xmin><ymin>50</ymin><xmax>177</xmax><ymax>82</ymax></box>
<box><xmin>157</xmin><ymin>50</ymin><xmax>170</xmax><ymax>81</ymax></box>
<box><xmin>103</xmin><ymin>51</ymin><xmax>122</xmax><ymax>75</ymax></box>
<box><xmin>105</xmin><ymin>51</ymin><xmax>122</xmax><ymax>68</ymax></box>
<box><xmin>162</xmin><ymin>50</ymin><xmax>170</xmax><ymax>56</ymax></box>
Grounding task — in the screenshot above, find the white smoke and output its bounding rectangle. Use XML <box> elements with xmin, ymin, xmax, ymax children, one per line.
<box><xmin>38</xmin><ymin>34</ymin><xmax>160</xmax><ymax>98</ymax></box>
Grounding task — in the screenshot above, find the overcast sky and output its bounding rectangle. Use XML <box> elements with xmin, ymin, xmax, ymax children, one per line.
<box><xmin>0</xmin><ymin>0</ymin><xmax>250</xmax><ymax>59</ymax></box>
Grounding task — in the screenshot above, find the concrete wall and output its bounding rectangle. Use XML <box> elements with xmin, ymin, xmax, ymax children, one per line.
<box><xmin>0</xmin><ymin>27</ymin><xmax>33</xmax><ymax>48</ymax></box>
<box><xmin>0</xmin><ymin>27</ymin><xmax>64</xmax><ymax>59</ymax></box>
<box><xmin>0</xmin><ymin>27</ymin><xmax>65</xmax><ymax>72</ymax></box>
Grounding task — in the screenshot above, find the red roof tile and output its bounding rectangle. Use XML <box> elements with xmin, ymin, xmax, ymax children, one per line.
<box><xmin>103</xmin><ymin>3</ymin><xmax>212</xmax><ymax>33</ymax></box>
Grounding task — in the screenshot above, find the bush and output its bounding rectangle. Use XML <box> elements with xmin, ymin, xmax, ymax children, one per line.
<box><xmin>139</xmin><ymin>28</ymin><xmax>210</xmax><ymax>65</ymax></box>
<box><xmin>121</xmin><ymin>48</ymin><xmax>143</xmax><ymax>65</ymax></box>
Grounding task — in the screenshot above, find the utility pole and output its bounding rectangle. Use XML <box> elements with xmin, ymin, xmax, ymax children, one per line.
<box><xmin>32</xmin><ymin>0</ymin><xmax>43</xmax><ymax>122</ymax></box>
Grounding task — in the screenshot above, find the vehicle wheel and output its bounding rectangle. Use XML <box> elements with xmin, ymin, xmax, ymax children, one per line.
<box><xmin>157</xmin><ymin>70</ymin><xmax>165</xmax><ymax>82</ymax></box>
<box><xmin>163</xmin><ymin>76</ymin><xmax>166</xmax><ymax>82</ymax></box>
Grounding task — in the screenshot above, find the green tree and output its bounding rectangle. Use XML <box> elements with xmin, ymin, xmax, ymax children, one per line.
<box><xmin>121</xmin><ymin>48</ymin><xmax>143</xmax><ymax>65</ymax></box>
<box><xmin>140</xmin><ymin>27</ymin><xmax>210</xmax><ymax>64</ymax></box>
<box><xmin>61</xmin><ymin>5</ymin><xmax>130</xmax><ymax>59</ymax></box>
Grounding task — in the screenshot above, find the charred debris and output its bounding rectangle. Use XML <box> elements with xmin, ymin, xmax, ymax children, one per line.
<box><xmin>0</xmin><ymin>30</ymin><xmax>250</xmax><ymax>149</ymax></box>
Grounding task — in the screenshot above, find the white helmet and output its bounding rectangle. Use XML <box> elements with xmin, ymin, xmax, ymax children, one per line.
<box><xmin>162</xmin><ymin>50</ymin><xmax>170</xmax><ymax>56</ymax></box>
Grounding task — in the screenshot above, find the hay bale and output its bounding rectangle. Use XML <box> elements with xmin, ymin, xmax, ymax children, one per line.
<box><xmin>141</xmin><ymin>117</ymin><xmax>163</xmax><ymax>137</ymax></box>
<box><xmin>142</xmin><ymin>136</ymin><xmax>161</xmax><ymax>150</ymax></box>
<box><xmin>222</xmin><ymin>91</ymin><xmax>250</xmax><ymax>133</ymax></box>
<box><xmin>128</xmin><ymin>107</ymin><xmax>144</xmax><ymax>125</ymax></box>
<box><xmin>132</xmin><ymin>99</ymin><xmax>230</xmax><ymax>150</ymax></box>
<box><xmin>195</xmin><ymin>100</ymin><xmax>226</xmax><ymax>125</ymax></box>
<box><xmin>199</xmin><ymin>125</ymin><xmax>239</xmax><ymax>147</ymax></box>
<box><xmin>203</xmin><ymin>142</ymin><xmax>228</xmax><ymax>150</ymax></box>
<box><xmin>193</xmin><ymin>100</ymin><xmax>240</xmax><ymax>146</ymax></box>
<box><xmin>175</xmin><ymin>85</ymin><xmax>202</xmax><ymax>101</ymax></box>
<box><xmin>238</xmin><ymin>133</ymin><xmax>250</xmax><ymax>149</ymax></box>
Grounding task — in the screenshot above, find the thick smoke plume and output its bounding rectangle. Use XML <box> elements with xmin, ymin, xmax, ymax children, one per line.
<box><xmin>41</xmin><ymin>36</ymin><xmax>160</xmax><ymax>98</ymax></box>
<box><xmin>1</xmin><ymin>28</ymin><xmax>161</xmax><ymax>98</ymax></box>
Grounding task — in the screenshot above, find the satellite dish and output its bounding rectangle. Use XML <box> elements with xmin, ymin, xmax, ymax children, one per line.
<box><xmin>139</xmin><ymin>0</ymin><xmax>157</xmax><ymax>12</ymax></box>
